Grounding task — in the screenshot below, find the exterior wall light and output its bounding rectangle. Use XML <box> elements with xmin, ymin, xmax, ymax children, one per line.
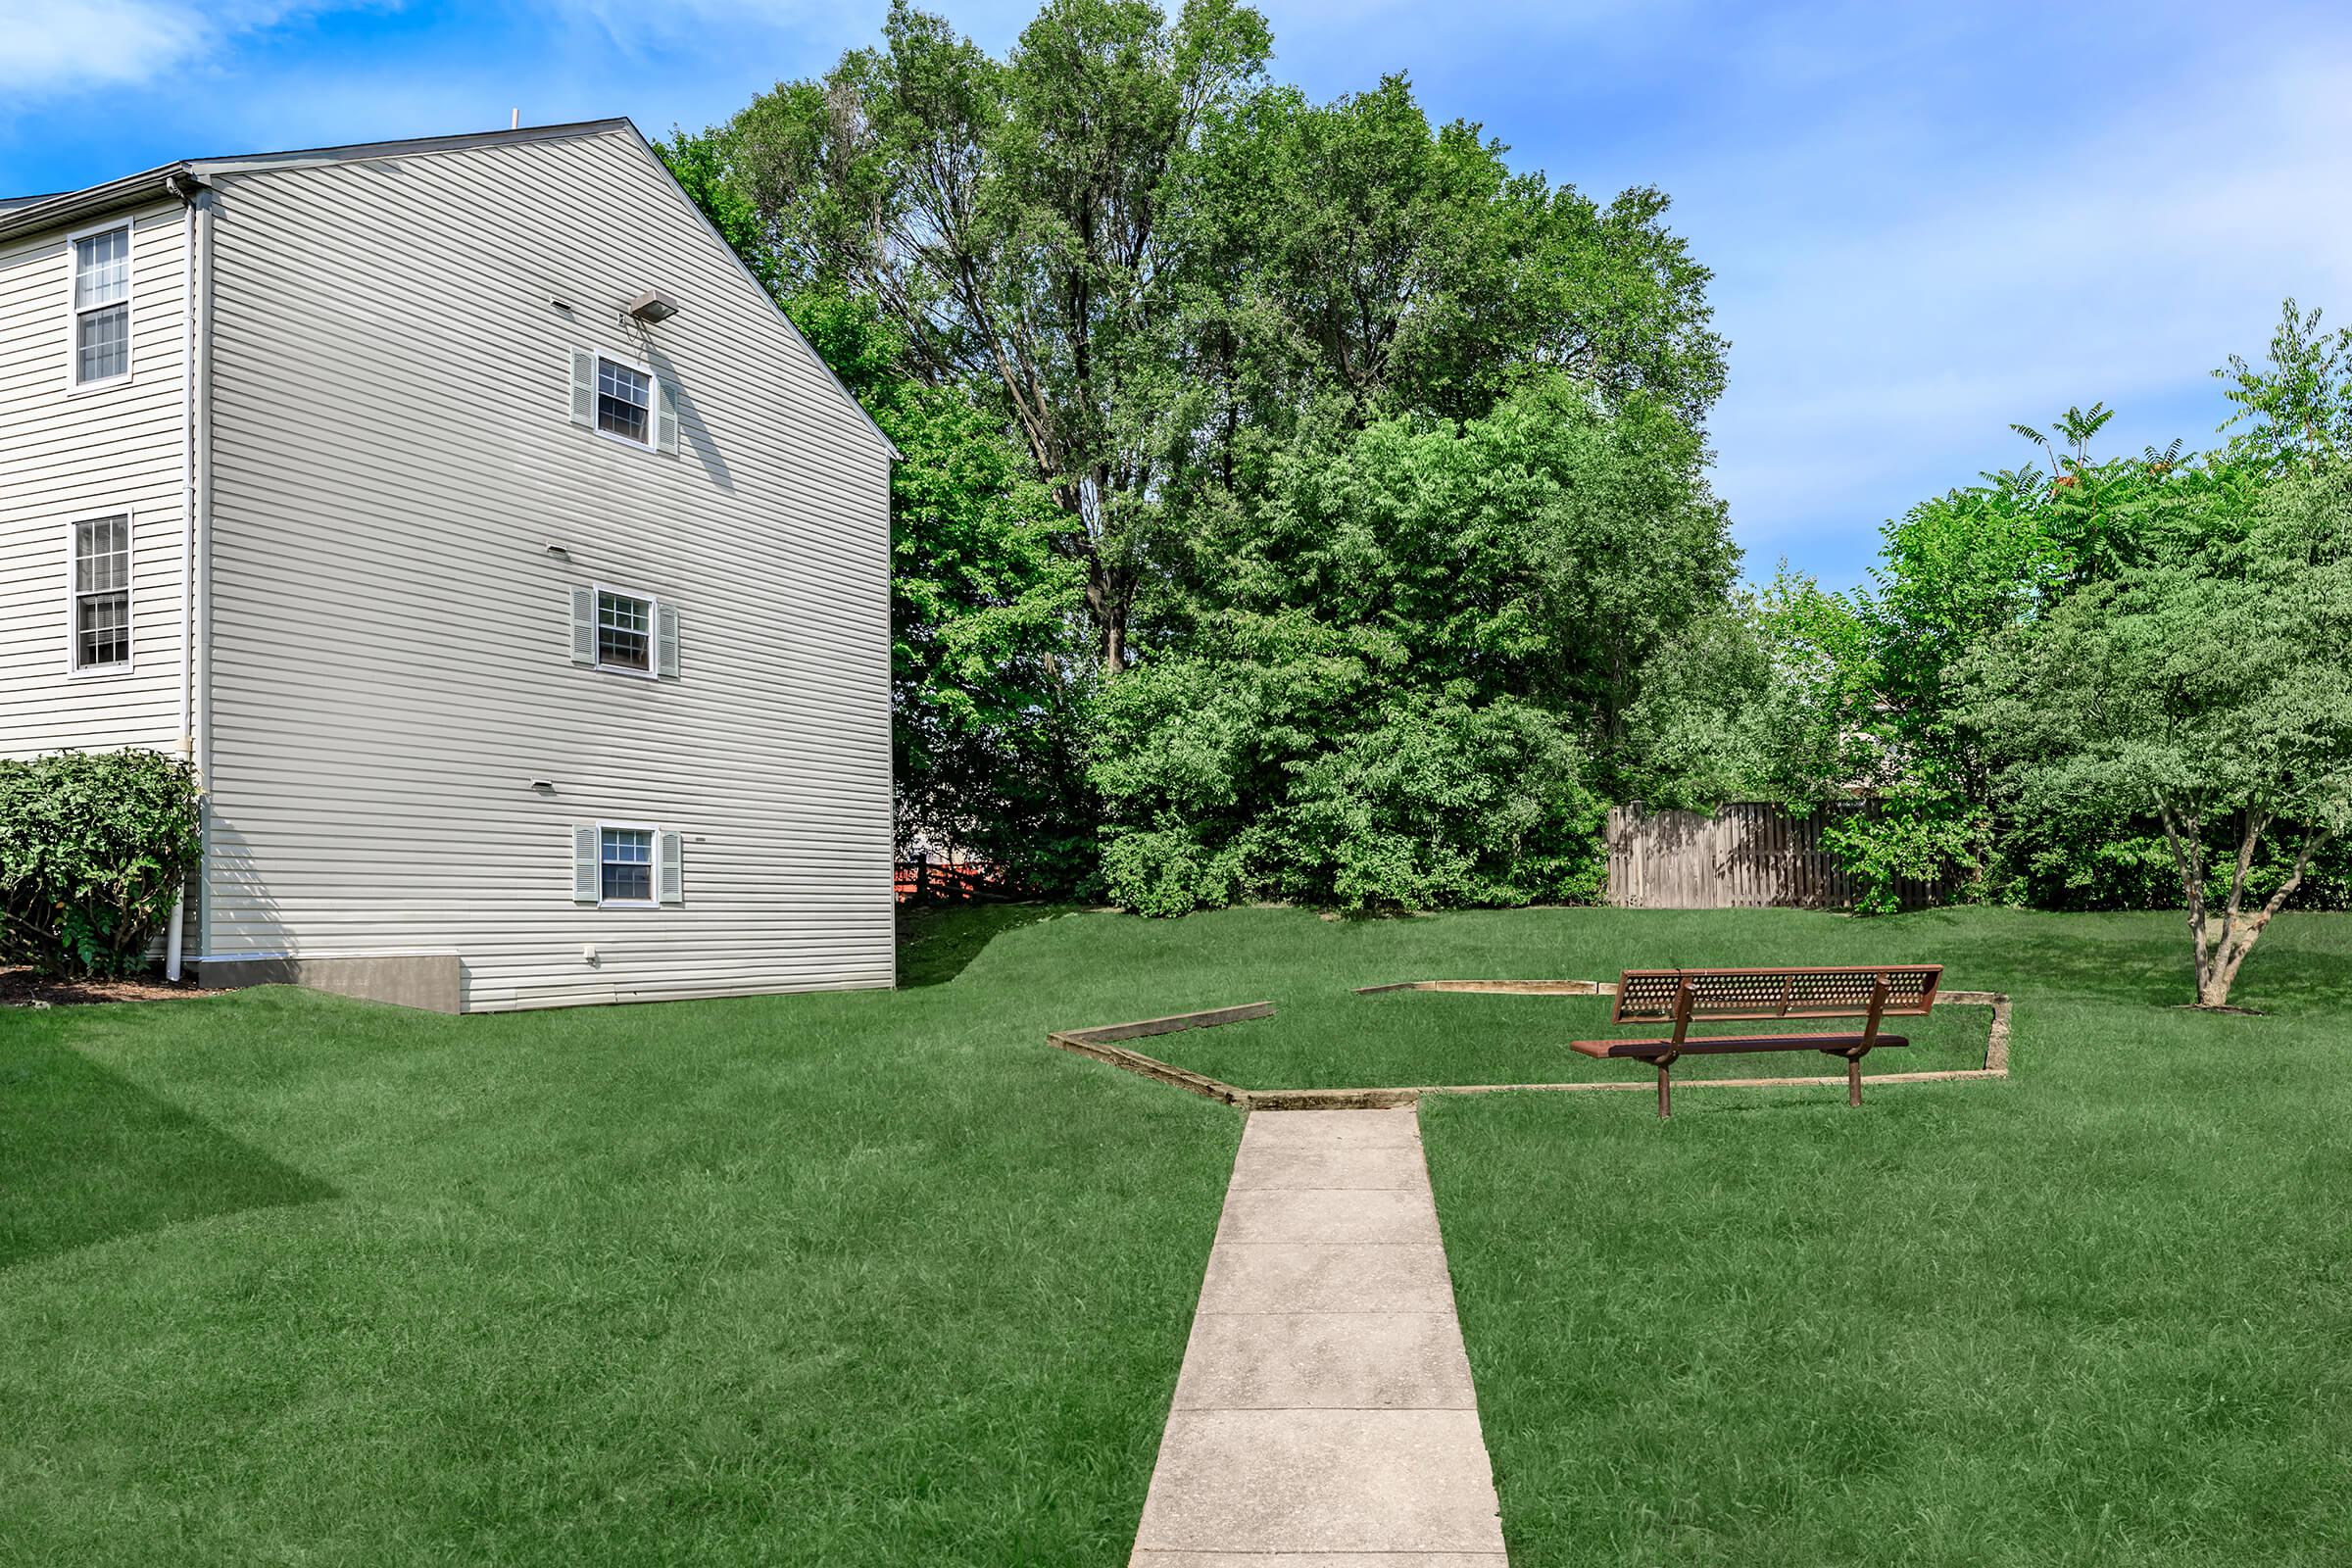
<box><xmin>626</xmin><ymin>288</ymin><xmax>680</xmax><ymax>324</ymax></box>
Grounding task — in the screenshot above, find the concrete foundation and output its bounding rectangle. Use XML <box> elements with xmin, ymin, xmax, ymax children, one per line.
<box><xmin>192</xmin><ymin>953</ymin><xmax>463</xmax><ymax>1014</ymax></box>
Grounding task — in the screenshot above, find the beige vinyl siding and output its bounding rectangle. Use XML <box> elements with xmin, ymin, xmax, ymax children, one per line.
<box><xmin>0</xmin><ymin>200</ymin><xmax>187</xmax><ymax>760</ymax></box>
<box><xmin>201</xmin><ymin>126</ymin><xmax>895</xmax><ymax>1009</ymax></box>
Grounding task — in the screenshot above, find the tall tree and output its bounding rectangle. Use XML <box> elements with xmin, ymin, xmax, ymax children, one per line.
<box><xmin>725</xmin><ymin>2</ymin><xmax>1725</xmax><ymax>673</ymax></box>
<box><xmin>2214</xmin><ymin>298</ymin><xmax>2352</xmax><ymax>472</ymax></box>
<box><xmin>693</xmin><ymin>3</ymin><xmax>1739</xmax><ymax>902</ymax></box>
<box><xmin>728</xmin><ymin>0</ymin><xmax>1271</xmax><ymax>670</ymax></box>
<box><xmin>1177</xmin><ymin>75</ymin><xmax>1724</xmax><ymax>432</ymax></box>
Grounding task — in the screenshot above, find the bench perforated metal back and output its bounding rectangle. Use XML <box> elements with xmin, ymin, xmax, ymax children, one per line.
<box><xmin>1612</xmin><ymin>965</ymin><xmax>1942</xmax><ymax>1024</ymax></box>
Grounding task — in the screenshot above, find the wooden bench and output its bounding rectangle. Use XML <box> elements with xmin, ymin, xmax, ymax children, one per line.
<box><xmin>1570</xmin><ymin>965</ymin><xmax>1942</xmax><ymax>1117</ymax></box>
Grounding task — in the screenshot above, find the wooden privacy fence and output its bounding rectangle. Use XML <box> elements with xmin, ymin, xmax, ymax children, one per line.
<box><xmin>1603</xmin><ymin>802</ymin><xmax>1940</xmax><ymax>911</ymax></box>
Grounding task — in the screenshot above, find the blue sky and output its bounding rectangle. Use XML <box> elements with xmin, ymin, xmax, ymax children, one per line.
<box><xmin>7</xmin><ymin>0</ymin><xmax>2349</xmax><ymax>590</ymax></box>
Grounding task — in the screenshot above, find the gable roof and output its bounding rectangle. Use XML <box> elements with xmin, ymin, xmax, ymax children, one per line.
<box><xmin>0</xmin><ymin>118</ymin><xmax>897</xmax><ymax>460</ymax></box>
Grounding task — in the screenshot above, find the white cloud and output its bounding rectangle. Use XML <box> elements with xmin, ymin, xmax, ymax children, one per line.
<box><xmin>0</xmin><ymin>0</ymin><xmax>209</xmax><ymax>88</ymax></box>
<box><xmin>0</xmin><ymin>1</ymin><xmax>341</xmax><ymax>94</ymax></box>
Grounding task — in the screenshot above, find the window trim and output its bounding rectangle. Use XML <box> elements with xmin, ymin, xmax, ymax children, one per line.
<box><xmin>64</xmin><ymin>510</ymin><xmax>134</xmax><ymax>679</ymax></box>
<box><xmin>65</xmin><ymin>218</ymin><xmax>134</xmax><ymax>394</ymax></box>
<box><xmin>595</xmin><ymin>821</ymin><xmax>662</xmax><ymax>908</ymax></box>
<box><xmin>590</xmin><ymin>581</ymin><xmax>662</xmax><ymax>679</ymax></box>
<box><xmin>590</xmin><ymin>350</ymin><xmax>657</xmax><ymax>451</ymax></box>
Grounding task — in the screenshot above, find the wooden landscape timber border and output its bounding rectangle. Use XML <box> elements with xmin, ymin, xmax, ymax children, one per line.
<box><xmin>1046</xmin><ymin>983</ymin><xmax>2011</xmax><ymax>1112</ymax></box>
<box><xmin>1045</xmin><ymin>1003</ymin><xmax>1273</xmax><ymax>1106</ymax></box>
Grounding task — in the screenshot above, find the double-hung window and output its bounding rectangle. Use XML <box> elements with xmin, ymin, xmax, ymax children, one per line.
<box><xmin>71</xmin><ymin>514</ymin><xmax>131</xmax><ymax>671</ymax></box>
<box><xmin>597</xmin><ymin>590</ymin><xmax>652</xmax><ymax>672</ymax></box>
<box><xmin>600</xmin><ymin>826</ymin><xmax>656</xmax><ymax>905</ymax></box>
<box><xmin>567</xmin><ymin>350</ymin><xmax>678</xmax><ymax>453</ymax></box>
<box><xmin>596</xmin><ymin>359</ymin><xmax>652</xmax><ymax>444</ymax></box>
<box><xmin>569</xmin><ymin>584</ymin><xmax>679</xmax><ymax>679</ymax></box>
<box><xmin>72</xmin><ymin>224</ymin><xmax>131</xmax><ymax>387</ymax></box>
<box><xmin>573</xmin><ymin>823</ymin><xmax>684</xmax><ymax>906</ymax></box>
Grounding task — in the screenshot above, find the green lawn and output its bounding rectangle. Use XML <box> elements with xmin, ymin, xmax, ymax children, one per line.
<box><xmin>4</xmin><ymin>904</ymin><xmax>2349</xmax><ymax>1565</ymax></box>
<box><xmin>0</xmin><ymin>906</ymin><xmax>1241</xmax><ymax>1567</ymax></box>
<box><xmin>1409</xmin><ymin>908</ymin><xmax>2352</xmax><ymax>1568</ymax></box>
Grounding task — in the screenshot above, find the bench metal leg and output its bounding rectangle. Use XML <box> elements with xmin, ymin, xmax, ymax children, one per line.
<box><xmin>1657</xmin><ymin>1062</ymin><xmax>1671</xmax><ymax>1119</ymax></box>
<box><xmin>1847</xmin><ymin>1053</ymin><xmax>1863</xmax><ymax>1107</ymax></box>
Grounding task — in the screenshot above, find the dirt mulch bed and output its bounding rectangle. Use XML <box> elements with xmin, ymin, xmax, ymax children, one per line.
<box><xmin>1</xmin><ymin>967</ymin><xmax>225</xmax><ymax>1007</ymax></box>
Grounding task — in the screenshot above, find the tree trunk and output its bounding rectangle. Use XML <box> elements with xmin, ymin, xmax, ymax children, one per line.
<box><xmin>1085</xmin><ymin>557</ymin><xmax>1131</xmax><ymax>673</ymax></box>
<box><xmin>2154</xmin><ymin>799</ymin><xmax>2212</xmax><ymax>1003</ymax></box>
<box><xmin>2199</xmin><ymin>831</ymin><xmax>2328</xmax><ymax>1007</ymax></box>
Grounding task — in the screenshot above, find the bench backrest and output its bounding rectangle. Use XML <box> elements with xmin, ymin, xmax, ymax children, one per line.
<box><xmin>1612</xmin><ymin>965</ymin><xmax>1942</xmax><ymax>1024</ymax></box>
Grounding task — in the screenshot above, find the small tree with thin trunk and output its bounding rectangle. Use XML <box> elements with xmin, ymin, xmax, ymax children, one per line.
<box><xmin>1967</xmin><ymin>466</ymin><xmax>2352</xmax><ymax>1007</ymax></box>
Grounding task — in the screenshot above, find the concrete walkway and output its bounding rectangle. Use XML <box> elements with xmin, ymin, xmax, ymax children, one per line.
<box><xmin>1131</xmin><ymin>1106</ymin><xmax>1508</xmax><ymax>1565</ymax></box>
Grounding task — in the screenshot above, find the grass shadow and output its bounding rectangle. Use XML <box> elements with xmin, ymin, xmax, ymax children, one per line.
<box><xmin>895</xmin><ymin>902</ymin><xmax>1071</xmax><ymax>989</ymax></box>
<box><xmin>1</xmin><ymin>1038</ymin><xmax>337</xmax><ymax>1270</ymax></box>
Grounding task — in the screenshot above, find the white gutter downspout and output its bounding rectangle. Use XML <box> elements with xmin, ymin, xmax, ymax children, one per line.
<box><xmin>165</xmin><ymin>174</ymin><xmax>194</xmax><ymax>980</ymax></box>
<box><xmin>164</xmin><ymin>172</ymin><xmax>213</xmax><ymax>981</ymax></box>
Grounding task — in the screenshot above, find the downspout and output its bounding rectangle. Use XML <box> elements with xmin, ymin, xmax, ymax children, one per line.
<box><xmin>164</xmin><ymin>172</ymin><xmax>215</xmax><ymax>980</ymax></box>
<box><xmin>165</xmin><ymin>173</ymin><xmax>195</xmax><ymax>980</ymax></box>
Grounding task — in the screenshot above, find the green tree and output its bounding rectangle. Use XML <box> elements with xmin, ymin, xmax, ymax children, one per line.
<box><xmin>1764</xmin><ymin>417</ymin><xmax>2263</xmax><ymax>912</ymax></box>
<box><xmin>1839</xmin><ymin>474</ymin><xmax>2063</xmax><ymax>906</ymax></box>
<box><xmin>1176</xmin><ymin>74</ymin><xmax>1724</xmax><ymax>432</ymax></box>
<box><xmin>692</xmin><ymin>3</ymin><xmax>1735</xmax><ymax>901</ymax></box>
<box><xmin>2215</xmin><ymin>298</ymin><xmax>2352</xmax><ymax>472</ymax></box>
<box><xmin>1609</xmin><ymin>595</ymin><xmax>1777</xmax><ymax>813</ymax></box>
<box><xmin>1965</xmin><ymin>466</ymin><xmax>2352</xmax><ymax>1005</ymax></box>
<box><xmin>887</xmin><ymin>377</ymin><xmax>1095</xmax><ymax>885</ymax></box>
<box><xmin>1091</xmin><ymin>613</ymin><xmax>1605</xmax><ymax>914</ymax></box>
<box><xmin>725</xmin><ymin>2</ymin><xmax>1725</xmax><ymax>675</ymax></box>
<box><xmin>1092</xmin><ymin>375</ymin><xmax>1719</xmax><ymax>911</ymax></box>
<box><xmin>727</xmin><ymin>0</ymin><xmax>1272</xmax><ymax>670</ymax></box>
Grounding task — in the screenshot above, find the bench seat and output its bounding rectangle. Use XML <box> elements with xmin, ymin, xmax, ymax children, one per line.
<box><xmin>1568</xmin><ymin>1031</ymin><xmax>1909</xmax><ymax>1059</ymax></box>
<box><xmin>1575</xmin><ymin>965</ymin><xmax>1942</xmax><ymax>1116</ymax></box>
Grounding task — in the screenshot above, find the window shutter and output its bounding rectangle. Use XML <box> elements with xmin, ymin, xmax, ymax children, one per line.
<box><xmin>655</xmin><ymin>379</ymin><xmax>679</xmax><ymax>453</ymax></box>
<box><xmin>657</xmin><ymin>606</ymin><xmax>681</xmax><ymax>678</ymax></box>
<box><xmin>572</xmin><ymin>826</ymin><xmax>600</xmax><ymax>903</ymax></box>
<box><xmin>569</xmin><ymin>585</ymin><xmax>596</xmax><ymax>664</ymax></box>
<box><xmin>658</xmin><ymin>832</ymin><xmax>684</xmax><ymax>906</ymax></box>
<box><xmin>569</xmin><ymin>350</ymin><xmax>595</xmax><ymax>425</ymax></box>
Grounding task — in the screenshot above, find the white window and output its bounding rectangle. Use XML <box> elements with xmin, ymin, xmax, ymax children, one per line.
<box><xmin>597</xmin><ymin>358</ymin><xmax>652</xmax><ymax>445</ymax></box>
<box><xmin>597</xmin><ymin>590</ymin><xmax>653</xmax><ymax>672</ymax></box>
<box><xmin>70</xmin><ymin>513</ymin><xmax>131</xmax><ymax>671</ymax></box>
<box><xmin>567</xmin><ymin>349</ymin><xmax>679</xmax><ymax>453</ymax></box>
<box><xmin>71</xmin><ymin>223</ymin><xmax>131</xmax><ymax>387</ymax></box>
<box><xmin>568</xmin><ymin>585</ymin><xmax>681</xmax><ymax>678</ymax></box>
<box><xmin>600</xmin><ymin>826</ymin><xmax>656</xmax><ymax>905</ymax></box>
<box><xmin>572</xmin><ymin>824</ymin><xmax>685</xmax><ymax>906</ymax></box>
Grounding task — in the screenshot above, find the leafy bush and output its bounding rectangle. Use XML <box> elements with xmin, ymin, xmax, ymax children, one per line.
<box><xmin>1819</xmin><ymin>784</ymin><xmax>1985</xmax><ymax>916</ymax></box>
<box><xmin>1089</xmin><ymin>376</ymin><xmax>1718</xmax><ymax>915</ymax></box>
<box><xmin>1093</xmin><ymin>611</ymin><xmax>1607</xmax><ymax>914</ymax></box>
<box><xmin>0</xmin><ymin>750</ymin><xmax>201</xmax><ymax>977</ymax></box>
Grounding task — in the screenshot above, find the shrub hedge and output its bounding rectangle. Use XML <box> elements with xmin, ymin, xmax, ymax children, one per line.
<box><xmin>0</xmin><ymin>749</ymin><xmax>202</xmax><ymax>978</ymax></box>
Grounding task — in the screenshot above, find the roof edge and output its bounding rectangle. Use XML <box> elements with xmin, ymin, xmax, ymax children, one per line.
<box><xmin>187</xmin><ymin>118</ymin><xmax>633</xmax><ymax>178</ymax></box>
<box><xmin>618</xmin><ymin>122</ymin><xmax>902</xmax><ymax>463</ymax></box>
<box><xmin>0</xmin><ymin>116</ymin><xmax>901</xmax><ymax>466</ymax></box>
<box><xmin>0</xmin><ymin>120</ymin><xmax>636</xmax><ymax>246</ymax></box>
<box><xmin>0</xmin><ymin>167</ymin><xmax>189</xmax><ymax>245</ymax></box>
